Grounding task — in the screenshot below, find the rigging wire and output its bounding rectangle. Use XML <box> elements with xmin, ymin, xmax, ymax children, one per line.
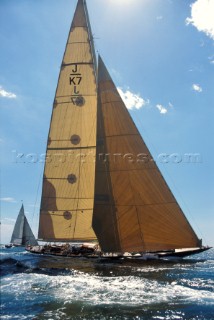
<box><xmin>30</xmin><ymin>166</ymin><xmax>43</xmax><ymax>237</ymax></box>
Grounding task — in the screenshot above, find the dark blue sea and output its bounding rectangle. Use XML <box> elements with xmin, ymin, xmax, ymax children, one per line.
<box><xmin>0</xmin><ymin>247</ymin><xmax>213</xmax><ymax>320</ymax></box>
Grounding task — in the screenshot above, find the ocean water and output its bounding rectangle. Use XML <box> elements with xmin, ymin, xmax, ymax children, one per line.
<box><xmin>0</xmin><ymin>247</ymin><xmax>213</xmax><ymax>320</ymax></box>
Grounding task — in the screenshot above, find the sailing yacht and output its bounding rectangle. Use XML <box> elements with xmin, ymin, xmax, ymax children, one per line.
<box><xmin>5</xmin><ymin>204</ymin><xmax>38</xmax><ymax>248</ymax></box>
<box><xmin>28</xmin><ymin>0</ymin><xmax>210</xmax><ymax>259</ymax></box>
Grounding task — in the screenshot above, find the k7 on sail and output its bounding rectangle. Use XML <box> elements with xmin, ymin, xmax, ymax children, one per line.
<box><xmin>27</xmin><ymin>0</ymin><xmax>211</xmax><ymax>261</ymax></box>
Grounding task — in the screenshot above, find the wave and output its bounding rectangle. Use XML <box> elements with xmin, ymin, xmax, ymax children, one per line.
<box><xmin>1</xmin><ymin>263</ymin><xmax>214</xmax><ymax>305</ymax></box>
<box><xmin>1</xmin><ymin>248</ymin><xmax>214</xmax><ymax>320</ymax></box>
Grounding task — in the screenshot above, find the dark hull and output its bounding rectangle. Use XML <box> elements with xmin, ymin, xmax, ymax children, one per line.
<box><xmin>26</xmin><ymin>246</ymin><xmax>212</xmax><ymax>261</ymax></box>
<box><xmin>5</xmin><ymin>244</ymin><xmax>13</xmax><ymax>249</ymax></box>
<box><xmin>5</xmin><ymin>244</ymin><xmax>22</xmax><ymax>249</ymax></box>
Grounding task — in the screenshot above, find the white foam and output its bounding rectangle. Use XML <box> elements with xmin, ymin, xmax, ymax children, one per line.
<box><xmin>3</xmin><ymin>269</ymin><xmax>212</xmax><ymax>307</ymax></box>
<box><xmin>56</xmin><ymin>271</ymin><xmax>214</xmax><ymax>306</ymax></box>
<box><xmin>1</xmin><ymin>250</ymin><xmax>214</xmax><ymax>319</ymax></box>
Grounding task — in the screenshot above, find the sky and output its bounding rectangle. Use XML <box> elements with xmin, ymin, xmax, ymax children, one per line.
<box><xmin>0</xmin><ymin>0</ymin><xmax>213</xmax><ymax>246</ymax></box>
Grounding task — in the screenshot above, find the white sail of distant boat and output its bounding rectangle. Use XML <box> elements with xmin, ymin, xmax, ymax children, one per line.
<box><xmin>28</xmin><ymin>0</ymin><xmax>211</xmax><ymax>259</ymax></box>
<box><xmin>7</xmin><ymin>204</ymin><xmax>38</xmax><ymax>247</ymax></box>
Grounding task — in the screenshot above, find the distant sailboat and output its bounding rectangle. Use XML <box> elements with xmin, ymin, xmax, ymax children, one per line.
<box><xmin>28</xmin><ymin>0</ymin><xmax>211</xmax><ymax>259</ymax></box>
<box><xmin>6</xmin><ymin>204</ymin><xmax>38</xmax><ymax>248</ymax></box>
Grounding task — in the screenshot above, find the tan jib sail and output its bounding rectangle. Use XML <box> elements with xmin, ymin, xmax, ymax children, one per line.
<box><xmin>38</xmin><ymin>0</ymin><xmax>97</xmax><ymax>242</ymax></box>
<box><xmin>93</xmin><ymin>55</ymin><xmax>200</xmax><ymax>253</ymax></box>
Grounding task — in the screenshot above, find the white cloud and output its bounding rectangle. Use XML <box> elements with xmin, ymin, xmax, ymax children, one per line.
<box><xmin>117</xmin><ymin>87</ymin><xmax>148</xmax><ymax>110</ymax></box>
<box><xmin>186</xmin><ymin>0</ymin><xmax>214</xmax><ymax>40</ymax></box>
<box><xmin>168</xmin><ymin>102</ymin><xmax>174</xmax><ymax>108</ymax></box>
<box><xmin>0</xmin><ymin>86</ymin><xmax>16</xmax><ymax>99</ymax></box>
<box><xmin>156</xmin><ymin>16</ymin><xmax>163</xmax><ymax>20</ymax></box>
<box><xmin>208</xmin><ymin>55</ymin><xmax>214</xmax><ymax>64</ymax></box>
<box><xmin>156</xmin><ymin>104</ymin><xmax>168</xmax><ymax>114</ymax></box>
<box><xmin>0</xmin><ymin>197</ymin><xmax>17</xmax><ymax>203</ymax></box>
<box><xmin>192</xmin><ymin>83</ymin><xmax>202</xmax><ymax>92</ymax></box>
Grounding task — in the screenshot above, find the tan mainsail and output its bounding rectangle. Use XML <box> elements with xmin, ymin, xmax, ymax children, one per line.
<box><xmin>38</xmin><ymin>0</ymin><xmax>97</xmax><ymax>241</ymax></box>
<box><xmin>93</xmin><ymin>56</ymin><xmax>200</xmax><ymax>252</ymax></box>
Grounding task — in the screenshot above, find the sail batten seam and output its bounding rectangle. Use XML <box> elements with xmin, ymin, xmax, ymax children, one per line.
<box><xmin>47</xmin><ymin>146</ymin><xmax>96</xmax><ymax>150</ymax></box>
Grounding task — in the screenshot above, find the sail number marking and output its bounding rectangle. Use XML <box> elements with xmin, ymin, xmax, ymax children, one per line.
<box><xmin>69</xmin><ymin>64</ymin><xmax>83</xmax><ymax>99</ymax></box>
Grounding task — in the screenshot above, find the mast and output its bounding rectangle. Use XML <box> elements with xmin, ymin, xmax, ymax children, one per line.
<box><xmin>38</xmin><ymin>0</ymin><xmax>97</xmax><ymax>242</ymax></box>
<box><xmin>93</xmin><ymin>55</ymin><xmax>200</xmax><ymax>253</ymax></box>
